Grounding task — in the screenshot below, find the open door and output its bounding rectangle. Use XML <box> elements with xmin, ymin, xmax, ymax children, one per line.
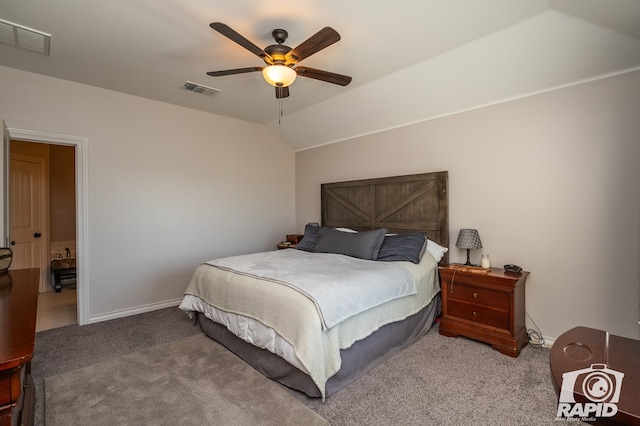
<box><xmin>1</xmin><ymin>120</ymin><xmax>9</xmax><ymax>247</ymax></box>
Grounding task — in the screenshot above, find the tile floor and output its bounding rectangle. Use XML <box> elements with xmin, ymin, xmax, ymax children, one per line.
<box><xmin>36</xmin><ymin>288</ymin><xmax>77</xmax><ymax>332</ymax></box>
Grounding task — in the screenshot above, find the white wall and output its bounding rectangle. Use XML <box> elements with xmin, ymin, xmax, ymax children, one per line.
<box><xmin>270</xmin><ymin>9</ymin><xmax>640</xmax><ymax>150</ymax></box>
<box><xmin>0</xmin><ymin>65</ymin><xmax>295</xmax><ymax>322</ymax></box>
<box><xmin>296</xmin><ymin>70</ymin><xmax>640</xmax><ymax>341</ymax></box>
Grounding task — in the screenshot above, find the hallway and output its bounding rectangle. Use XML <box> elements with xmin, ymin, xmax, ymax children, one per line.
<box><xmin>36</xmin><ymin>289</ymin><xmax>76</xmax><ymax>332</ymax></box>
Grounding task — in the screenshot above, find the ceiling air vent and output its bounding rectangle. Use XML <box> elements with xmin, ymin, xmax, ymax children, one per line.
<box><xmin>181</xmin><ymin>81</ymin><xmax>220</xmax><ymax>97</ymax></box>
<box><xmin>0</xmin><ymin>18</ymin><xmax>51</xmax><ymax>55</ymax></box>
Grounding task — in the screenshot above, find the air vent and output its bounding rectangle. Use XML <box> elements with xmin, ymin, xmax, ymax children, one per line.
<box><xmin>181</xmin><ymin>81</ymin><xmax>220</xmax><ymax>97</ymax></box>
<box><xmin>0</xmin><ymin>18</ymin><xmax>51</xmax><ymax>55</ymax></box>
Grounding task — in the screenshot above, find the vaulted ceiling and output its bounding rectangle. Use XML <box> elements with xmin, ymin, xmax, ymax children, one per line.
<box><xmin>1</xmin><ymin>0</ymin><xmax>639</xmax><ymax>150</ymax></box>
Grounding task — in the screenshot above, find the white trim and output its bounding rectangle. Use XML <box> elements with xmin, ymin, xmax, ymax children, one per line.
<box><xmin>543</xmin><ymin>336</ymin><xmax>556</xmax><ymax>349</ymax></box>
<box><xmin>89</xmin><ymin>298</ymin><xmax>183</xmax><ymax>324</ymax></box>
<box><xmin>2</xmin><ymin>122</ymin><xmax>9</xmax><ymax>247</ymax></box>
<box><xmin>7</xmin><ymin>128</ymin><xmax>90</xmax><ymax>325</ymax></box>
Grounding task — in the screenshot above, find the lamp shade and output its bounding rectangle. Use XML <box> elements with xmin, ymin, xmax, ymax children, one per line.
<box><xmin>455</xmin><ymin>229</ymin><xmax>482</xmax><ymax>250</ymax></box>
<box><xmin>262</xmin><ymin>65</ymin><xmax>297</xmax><ymax>87</ymax></box>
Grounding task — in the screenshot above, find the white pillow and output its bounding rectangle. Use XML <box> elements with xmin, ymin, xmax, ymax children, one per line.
<box><xmin>426</xmin><ymin>240</ymin><xmax>448</xmax><ymax>262</ymax></box>
<box><xmin>334</xmin><ymin>227</ymin><xmax>358</xmax><ymax>233</ymax></box>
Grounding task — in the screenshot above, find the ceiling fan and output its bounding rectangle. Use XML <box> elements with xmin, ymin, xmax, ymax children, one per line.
<box><xmin>207</xmin><ymin>22</ymin><xmax>352</xmax><ymax>99</ymax></box>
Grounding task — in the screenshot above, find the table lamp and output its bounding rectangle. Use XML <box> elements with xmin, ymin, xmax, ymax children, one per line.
<box><xmin>456</xmin><ymin>229</ymin><xmax>482</xmax><ymax>266</ymax></box>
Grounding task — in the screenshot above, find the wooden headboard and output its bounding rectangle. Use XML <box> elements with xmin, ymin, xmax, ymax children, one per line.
<box><xmin>321</xmin><ymin>171</ymin><xmax>449</xmax><ymax>264</ymax></box>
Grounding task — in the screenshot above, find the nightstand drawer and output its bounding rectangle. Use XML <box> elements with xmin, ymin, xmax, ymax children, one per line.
<box><xmin>447</xmin><ymin>301</ymin><xmax>509</xmax><ymax>330</ymax></box>
<box><xmin>448</xmin><ymin>282</ymin><xmax>509</xmax><ymax>311</ymax></box>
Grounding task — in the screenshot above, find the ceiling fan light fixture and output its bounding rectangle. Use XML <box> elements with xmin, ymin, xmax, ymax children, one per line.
<box><xmin>262</xmin><ymin>65</ymin><xmax>296</xmax><ymax>87</ymax></box>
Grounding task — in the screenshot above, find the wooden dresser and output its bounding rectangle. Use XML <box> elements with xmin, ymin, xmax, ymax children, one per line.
<box><xmin>0</xmin><ymin>268</ymin><xmax>39</xmax><ymax>426</ymax></box>
<box><xmin>439</xmin><ymin>266</ymin><xmax>529</xmax><ymax>357</ymax></box>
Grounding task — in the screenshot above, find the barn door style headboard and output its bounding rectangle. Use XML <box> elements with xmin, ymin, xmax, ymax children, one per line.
<box><xmin>321</xmin><ymin>171</ymin><xmax>449</xmax><ymax>264</ymax></box>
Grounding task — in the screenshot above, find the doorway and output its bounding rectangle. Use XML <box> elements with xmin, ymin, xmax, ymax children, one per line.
<box><xmin>4</xmin><ymin>126</ymin><xmax>89</xmax><ymax>327</ymax></box>
<box><xmin>11</xmin><ymin>140</ymin><xmax>77</xmax><ymax>330</ymax></box>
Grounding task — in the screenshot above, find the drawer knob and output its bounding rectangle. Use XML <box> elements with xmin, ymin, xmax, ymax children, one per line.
<box><xmin>473</xmin><ymin>292</ymin><xmax>478</xmax><ymax>298</ymax></box>
<box><xmin>473</xmin><ymin>311</ymin><xmax>477</xmax><ymax>316</ymax></box>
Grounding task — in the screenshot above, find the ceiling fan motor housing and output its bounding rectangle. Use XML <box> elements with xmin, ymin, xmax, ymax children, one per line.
<box><xmin>264</xmin><ymin>43</ymin><xmax>292</xmax><ymax>64</ymax></box>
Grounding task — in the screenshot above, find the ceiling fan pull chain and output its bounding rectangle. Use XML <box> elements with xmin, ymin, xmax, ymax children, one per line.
<box><xmin>279</xmin><ymin>98</ymin><xmax>283</xmax><ymax>125</ymax></box>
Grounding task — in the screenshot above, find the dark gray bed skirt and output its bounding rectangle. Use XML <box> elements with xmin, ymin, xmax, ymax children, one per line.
<box><xmin>196</xmin><ymin>293</ymin><xmax>441</xmax><ymax>398</ymax></box>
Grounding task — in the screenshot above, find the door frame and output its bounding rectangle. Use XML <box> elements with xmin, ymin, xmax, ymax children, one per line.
<box><xmin>7</xmin><ymin>128</ymin><xmax>89</xmax><ymax>326</ymax></box>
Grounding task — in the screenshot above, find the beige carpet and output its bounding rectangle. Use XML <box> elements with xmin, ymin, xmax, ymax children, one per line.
<box><xmin>45</xmin><ymin>333</ymin><xmax>329</xmax><ymax>425</ymax></box>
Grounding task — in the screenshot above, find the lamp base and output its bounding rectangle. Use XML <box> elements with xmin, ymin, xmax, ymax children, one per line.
<box><xmin>464</xmin><ymin>249</ymin><xmax>472</xmax><ymax>266</ymax></box>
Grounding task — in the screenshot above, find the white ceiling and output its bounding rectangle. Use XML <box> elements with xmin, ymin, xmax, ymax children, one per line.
<box><xmin>1</xmin><ymin>0</ymin><xmax>639</xmax><ymax>150</ymax></box>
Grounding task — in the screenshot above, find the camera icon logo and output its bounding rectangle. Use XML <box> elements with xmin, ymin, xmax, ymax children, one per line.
<box><xmin>557</xmin><ymin>363</ymin><xmax>624</xmax><ymax>419</ymax></box>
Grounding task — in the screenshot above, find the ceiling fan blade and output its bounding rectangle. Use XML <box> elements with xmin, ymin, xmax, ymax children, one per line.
<box><xmin>275</xmin><ymin>86</ymin><xmax>290</xmax><ymax>99</ymax></box>
<box><xmin>207</xmin><ymin>67</ymin><xmax>263</xmax><ymax>77</ymax></box>
<box><xmin>285</xmin><ymin>27</ymin><xmax>340</xmax><ymax>64</ymax></box>
<box><xmin>295</xmin><ymin>67</ymin><xmax>352</xmax><ymax>86</ymax></box>
<box><xmin>210</xmin><ymin>22</ymin><xmax>272</xmax><ymax>63</ymax></box>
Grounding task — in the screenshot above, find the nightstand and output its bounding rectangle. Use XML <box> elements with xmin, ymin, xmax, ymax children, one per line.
<box><xmin>438</xmin><ymin>265</ymin><xmax>529</xmax><ymax>357</ymax></box>
<box><xmin>277</xmin><ymin>234</ymin><xmax>304</xmax><ymax>249</ymax></box>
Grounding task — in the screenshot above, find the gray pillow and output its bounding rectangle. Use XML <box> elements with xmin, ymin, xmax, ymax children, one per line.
<box><xmin>377</xmin><ymin>232</ymin><xmax>427</xmax><ymax>264</ymax></box>
<box><xmin>314</xmin><ymin>227</ymin><xmax>387</xmax><ymax>260</ymax></box>
<box><xmin>295</xmin><ymin>223</ymin><xmax>320</xmax><ymax>252</ymax></box>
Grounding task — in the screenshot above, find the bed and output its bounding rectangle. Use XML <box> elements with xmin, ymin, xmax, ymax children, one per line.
<box><xmin>179</xmin><ymin>171</ymin><xmax>449</xmax><ymax>399</ymax></box>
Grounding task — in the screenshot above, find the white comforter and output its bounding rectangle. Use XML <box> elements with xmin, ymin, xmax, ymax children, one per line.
<box><xmin>179</xmin><ymin>249</ymin><xmax>439</xmax><ymax>398</ymax></box>
<box><xmin>206</xmin><ymin>250</ymin><xmax>416</xmax><ymax>330</ymax></box>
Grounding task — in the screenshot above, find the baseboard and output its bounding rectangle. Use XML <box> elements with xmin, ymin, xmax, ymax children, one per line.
<box><xmin>543</xmin><ymin>336</ymin><xmax>556</xmax><ymax>348</ymax></box>
<box><xmin>89</xmin><ymin>298</ymin><xmax>183</xmax><ymax>324</ymax></box>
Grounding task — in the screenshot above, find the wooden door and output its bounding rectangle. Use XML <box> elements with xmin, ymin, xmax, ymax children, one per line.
<box><xmin>9</xmin><ymin>156</ymin><xmax>46</xmax><ymax>290</ymax></box>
